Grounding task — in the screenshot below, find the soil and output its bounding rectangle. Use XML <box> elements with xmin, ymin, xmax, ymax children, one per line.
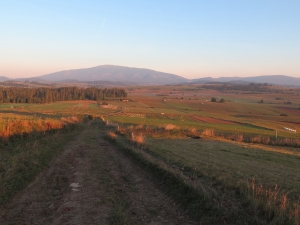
<box><xmin>0</xmin><ymin>122</ymin><xmax>199</xmax><ymax>225</ymax></box>
<box><xmin>191</xmin><ymin>115</ymin><xmax>238</xmax><ymax>125</ymax></box>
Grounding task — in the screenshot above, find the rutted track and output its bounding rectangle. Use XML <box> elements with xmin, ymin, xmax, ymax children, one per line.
<box><xmin>0</xmin><ymin>121</ymin><xmax>197</xmax><ymax>225</ymax></box>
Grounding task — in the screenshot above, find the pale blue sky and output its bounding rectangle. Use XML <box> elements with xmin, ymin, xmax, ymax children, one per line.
<box><xmin>1</xmin><ymin>0</ymin><xmax>299</xmax><ymax>78</ymax></box>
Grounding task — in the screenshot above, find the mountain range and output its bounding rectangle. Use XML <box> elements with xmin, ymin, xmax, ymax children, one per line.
<box><xmin>2</xmin><ymin>65</ymin><xmax>300</xmax><ymax>86</ymax></box>
<box><xmin>191</xmin><ymin>75</ymin><xmax>300</xmax><ymax>86</ymax></box>
<box><xmin>0</xmin><ymin>76</ymin><xmax>10</xmax><ymax>82</ymax></box>
<box><xmin>18</xmin><ymin>65</ymin><xmax>187</xmax><ymax>85</ymax></box>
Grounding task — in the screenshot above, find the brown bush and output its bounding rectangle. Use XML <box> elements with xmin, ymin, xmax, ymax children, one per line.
<box><xmin>201</xmin><ymin>129</ymin><xmax>215</xmax><ymax>136</ymax></box>
<box><xmin>162</xmin><ymin>124</ymin><xmax>177</xmax><ymax>131</ymax></box>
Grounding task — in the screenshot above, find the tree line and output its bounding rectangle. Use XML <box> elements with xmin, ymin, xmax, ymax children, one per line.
<box><xmin>201</xmin><ymin>83</ymin><xmax>280</xmax><ymax>93</ymax></box>
<box><xmin>0</xmin><ymin>87</ymin><xmax>127</xmax><ymax>104</ymax></box>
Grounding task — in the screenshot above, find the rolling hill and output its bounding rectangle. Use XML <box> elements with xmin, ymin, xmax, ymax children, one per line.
<box><xmin>0</xmin><ymin>76</ymin><xmax>10</xmax><ymax>82</ymax></box>
<box><xmin>191</xmin><ymin>75</ymin><xmax>300</xmax><ymax>86</ymax></box>
<box><xmin>11</xmin><ymin>65</ymin><xmax>300</xmax><ymax>86</ymax></box>
<box><xmin>28</xmin><ymin>65</ymin><xmax>189</xmax><ymax>85</ymax></box>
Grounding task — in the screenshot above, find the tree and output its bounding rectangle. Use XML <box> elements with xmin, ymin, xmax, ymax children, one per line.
<box><xmin>0</xmin><ymin>87</ymin><xmax>127</xmax><ymax>104</ymax></box>
<box><xmin>211</xmin><ymin>97</ymin><xmax>217</xmax><ymax>102</ymax></box>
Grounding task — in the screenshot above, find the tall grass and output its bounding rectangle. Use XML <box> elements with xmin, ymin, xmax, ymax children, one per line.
<box><xmin>217</xmin><ymin>131</ymin><xmax>300</xmax><ymax>148</ymax></box>
<box><xmin>0</xmin><ymin>116</ymin><xmax>83</xmax><ymax>206</ymax></box>
<box><xmin>241</xmin><ymin>178</ymin><xmax>300</xmax><ymax>224</ymax></box>
<box><xmin>112</xmin><ymin>122</ymin><xmax>300</xmax><ymax>148</ymax></box>
<box><xmin>0</xmin><ymin>116</ymin><xmax>80</xmax><ymax>142</ymax></box>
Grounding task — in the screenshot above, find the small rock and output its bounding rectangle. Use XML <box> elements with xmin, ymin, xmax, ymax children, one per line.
<box><xmin>70</xmin><ymin>183</ymin><xmax>82</xmax><ymax>188</ymax></box>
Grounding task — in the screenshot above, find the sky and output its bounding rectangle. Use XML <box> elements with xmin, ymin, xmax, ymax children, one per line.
<box><xmin>1</xmin><ymin>0</ymin><xmax>300</xmax><ymax>79</ymax></box>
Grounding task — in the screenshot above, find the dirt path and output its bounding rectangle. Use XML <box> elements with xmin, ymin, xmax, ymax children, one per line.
<box><xmin>0</xmin><ymin>121</ymin><xmax>198</xmax><ymax>225</ymax></box>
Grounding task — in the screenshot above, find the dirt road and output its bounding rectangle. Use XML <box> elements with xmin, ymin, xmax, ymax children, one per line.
<box><xmin>0</xmin><ymin>121</ymin><xmax>198</xmax><ymax>225</ymax></box>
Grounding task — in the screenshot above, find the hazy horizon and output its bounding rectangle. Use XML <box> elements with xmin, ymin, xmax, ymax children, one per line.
<box><xmin>1</xmin><ymin>64</ymin><xmax>299</xmax><ymax>80</ymax></box>
<box><xmin>1</xmin><ymin>1</ymin><xmax>300</xmax><ymax>79</ymax></box>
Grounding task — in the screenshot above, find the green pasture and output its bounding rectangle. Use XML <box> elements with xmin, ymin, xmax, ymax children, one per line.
<box><xmin>108</xmin><ymin>111</ymin><xmax>300</xmax><ymax>139</ymax></box>
<box><xmin>88</xmin><ymin>103</ymin><xmax>99</xmax><ymax>108</ymax></box>
<box><xmin>27</xmin><ymin>102</ymin><xmax>78</xmax><ymax>111</ymax></box>
<box><xmin>107</xmin><ymin>115</ymin><xmax>273</xmax><ymax>135</ymax></box>
<box><xmin>0</xmin><ymin>103</ymin><xmax>32</xmax><ymax>109</ymax></box>
<box><xmin>0</xmin><ymin>90</ymin><xmax>298</xmax><ymax>139</ymax></box>
<box><xmin>146</xmin><ymin>137</ymin><xmax>300</xmax><ymax>199</ymax></box>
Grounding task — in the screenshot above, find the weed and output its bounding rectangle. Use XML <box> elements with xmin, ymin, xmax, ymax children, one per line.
<box><xmin>108</xmin><ymin>197</ymin><xmax>132</xmax><ymax>225</ymax></box>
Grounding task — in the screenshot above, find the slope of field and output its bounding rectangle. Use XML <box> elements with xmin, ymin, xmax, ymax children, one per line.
<box><xmin>0</xmin><ymin>121</ymin><xmax>197</xmax><ymax>225</ymax></box>
<box><xmin>0</xmin><ymin>82</ymin><xmax>299</xmax><ymax>224</ymax></box>
<box><xmin>109</xmin><ymin>124</ymin><xmax>300</xmax><ymax>224</ymax></box>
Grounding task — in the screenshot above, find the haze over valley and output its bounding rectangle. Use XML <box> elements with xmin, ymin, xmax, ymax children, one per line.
<box><xmin>1</xmin><ymin>65</ymin><xmax>300</xmax><ymax>86</ymax></box>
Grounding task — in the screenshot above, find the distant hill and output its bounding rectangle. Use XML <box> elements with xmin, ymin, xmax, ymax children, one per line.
<box><xmin>10</xmin><ymin>66</ymin><xmax>300</xmax><ymax>86</ymax></box>
<box><xmin>241</xmin><ymin>75</ymin><xmax>300</xmax><ymax>86</ymax></box>
<box><xmin>0</xmin><ymin>76</ymin><xmax>10</xmax><ymax>82</ymax></box>
<box><xmin>191</xmin><ymin>75</ymin><xmax>300</xmax><ymax>86</ymax></box>
<box><xmin>15</xmin><ymin>77</ymin><xmax>47</xmax><ymax>82</ymax></box>
<box><xmin>29</xmin><ymin>65</ymin><xmax>188</xmax><ymax>85</ymax></box>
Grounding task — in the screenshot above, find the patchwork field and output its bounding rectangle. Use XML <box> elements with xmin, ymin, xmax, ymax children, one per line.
<box><xmin>0</xmin><ymin>84</ymin><xmax>300</xmax><ymax>224</ymax></box>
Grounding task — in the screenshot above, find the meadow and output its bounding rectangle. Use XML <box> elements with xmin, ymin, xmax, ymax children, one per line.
<box><xmin>104</xmin><ymin>85</ymin><xmax>300</xmax><ymax>224</ymax></box>
<box><xmin>0</xmin><ymin>84</ymin><xmax>300</xmax><ymax>224</ymax></box>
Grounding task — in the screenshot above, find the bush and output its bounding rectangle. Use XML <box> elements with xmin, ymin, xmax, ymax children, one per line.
<box><xmin>211</xmin><ymin>97</ymin><xmax>217</xmax><ymax>102</ymax></box>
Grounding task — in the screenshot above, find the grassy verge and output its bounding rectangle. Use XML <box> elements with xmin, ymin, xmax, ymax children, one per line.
<box><xmin>106</xmin><ymin>126</ymin><xmax>300</xmax><ymax>224</ymax></box>
<box><xmin>0</xmin><ymin>122</ymin><xmax>83</xmax><ymax>206</ymax></box>
<box><xmin>105</xmin><ymin>133</ymin><xmax>250</xmax><ymax>224</ymax></box>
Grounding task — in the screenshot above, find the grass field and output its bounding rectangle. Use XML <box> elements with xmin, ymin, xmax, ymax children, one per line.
<box><xmin>146</xmin><ymin>137</ymin><xmax>300</xmax><ymax>196</ymax></box>
<box><xmin>109</xmin><ymin>124</ymin><xmax>300</xmax><ymax>224</ymax></box>
<box><xmin>105</xmin><ymin>85</ymin><xmax>300</xmax><ymax>223</ymax></box>
<box><xmin>0</xmin><ymin>84</ymin><xmax>300</xmax><ymax>224</ymax></box>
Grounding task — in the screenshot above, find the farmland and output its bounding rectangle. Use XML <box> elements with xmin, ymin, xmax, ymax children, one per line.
<box><xmin>0</xmin><ymin>84</ymin><xmax>300</xmax><ymax>224</ymax></box>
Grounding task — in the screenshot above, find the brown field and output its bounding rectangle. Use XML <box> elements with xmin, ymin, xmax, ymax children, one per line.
<box><xmin>190</xmin><ymin>115</ymin><xmax>239</xmax><ymax>124</ymax></box>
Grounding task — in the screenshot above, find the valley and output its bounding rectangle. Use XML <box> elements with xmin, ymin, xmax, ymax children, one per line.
<box><xmin>0</xmin><ymin>83</ymin><xmax>299</xmax><ymax>224</ymax></box>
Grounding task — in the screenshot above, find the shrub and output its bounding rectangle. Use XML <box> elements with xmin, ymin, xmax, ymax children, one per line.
<box><xmin>162</xmin><ymin>124</ymin><xmax>177</xmax><ymax>131</ymax></box>
<box><xmin>130</xmin><ymin>132</ymin><xmax>144</xmax><ymax>145</ymax></box>
<box><xmin>201</xmin><ymin>129</ymin><xmax>215</xmax><ymax>136</ymax></box>
<box><xmin>108</xmin><ymin>131</ymin><xmax>117</xmax><ymax>139</ymax></box>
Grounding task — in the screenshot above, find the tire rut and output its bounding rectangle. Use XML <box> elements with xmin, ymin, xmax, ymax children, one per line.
<box><xmin>0</xmin><ymin>122</ymin><xmax>199</xmax><ymax>225</ymax></box>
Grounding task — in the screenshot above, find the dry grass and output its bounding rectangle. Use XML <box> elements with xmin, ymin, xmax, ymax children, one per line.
<box><xmin>105</xmin><ymin>120</ymin><xmax>119</xmax><ymax>128</ymax></box>
<box><xmin>108</xmin><ymin>131</ymin><xmax>118</xmax><ymax>139</ymax></box>
<box><xmin>105</xmin><ymin>117</ymin><xmax>300</xmax><ymax>148</ymax></box>
<box><xmin>130</xmin><ymin>132</ymin><xmax>145</xmax><ymax>145</ymax></box>
<box><xmin>199</xmin><ymin>129</ymin><xmax>300</xmax><ymax>148</ymax></box>
<box><xmin>201</xmin><ymin>129</ymin><xmax>215</xmax><ymax>136</ymax></box>
<box><xmin>0</xmin><ymin>116</ymin><xmax>81</xmax><ymax>141</ymax></box>
<box><xmin>109</xmin><ymin>122</ymin><xmax>300</xmax><ymax>224</ymax></box>
<box><xmin>161</xmin><ymin>124</ymin><xmax>177</xmax><ymax>131</ymax></box>
<box><xmin>243</xmin><ymin>178</ymin><xmax>300</xmax><ymax>224</ymax></box>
